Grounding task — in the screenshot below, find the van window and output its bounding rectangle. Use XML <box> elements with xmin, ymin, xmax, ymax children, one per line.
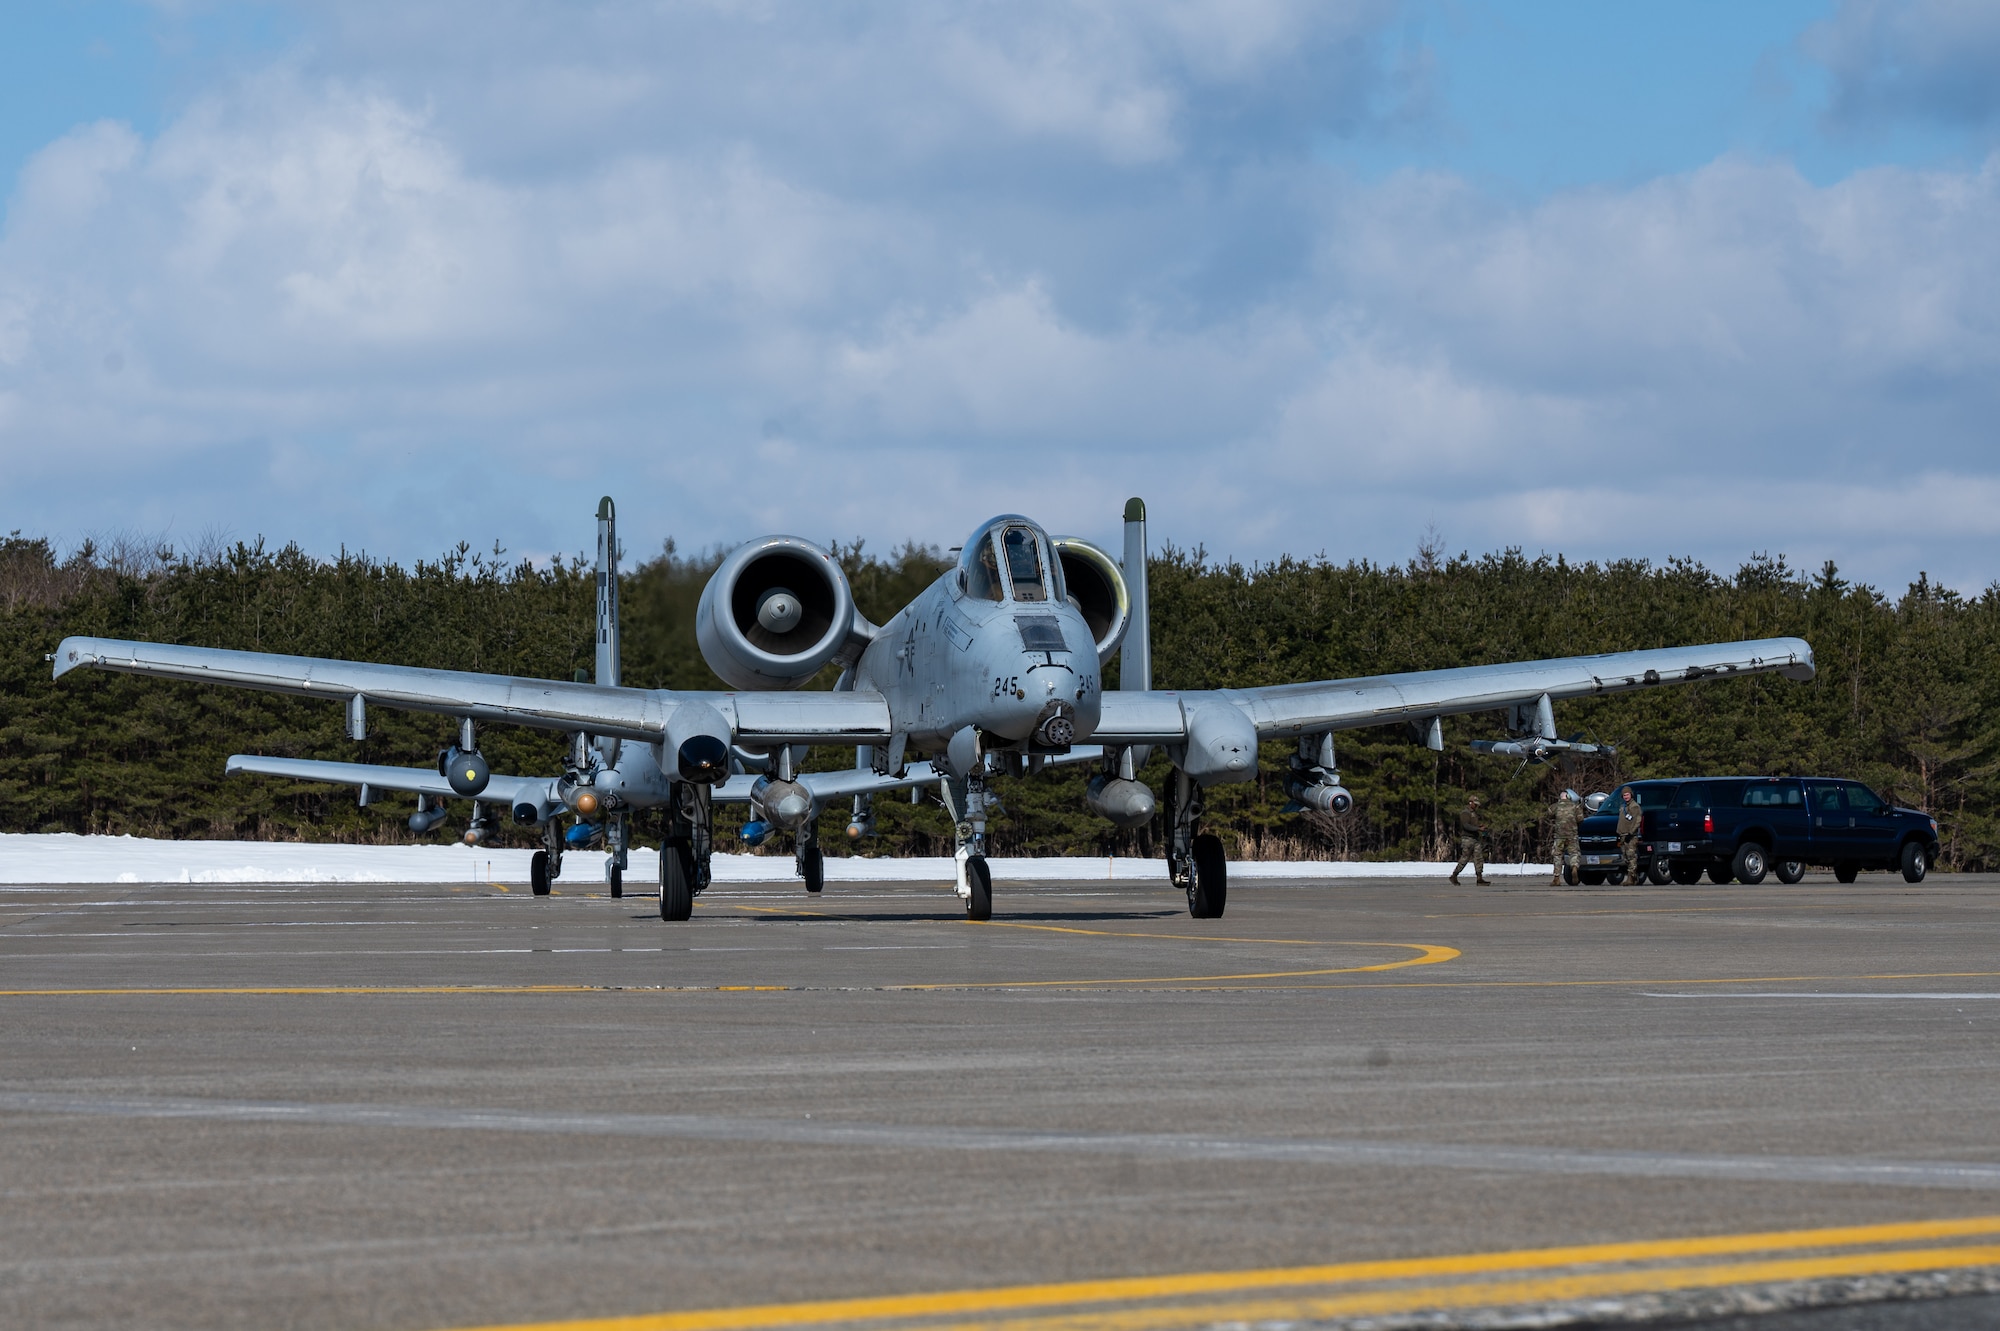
<box><xmin>1845</xmin><ymin>783</ymin><xmax>1887</xmax><ymax>813</ymax></box>
<box><xmin>1614</xmin><ymin>784</ymin><xmax>1678</xmax><ymax>808</ymax></box>
<box><xmin>1811</xmin><ymin>785</ymin><xmax>1844</xmax><ymax>814</ymax></box>
<box><xmin>1672</xmin><ymin>783</ymin><xmax>1709</xmax><ymax>809</ymax></box>
<box><xmin>1743</xmin><ymin>782</ymin><xmax>1804</xmax><ymax>808</ymax></box>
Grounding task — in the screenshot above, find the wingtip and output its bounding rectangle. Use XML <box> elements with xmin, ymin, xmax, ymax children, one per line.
<box><xmin>50</xmin><ymin>636</ymin><xmax>93</xmax><ymax>679</ymax></box>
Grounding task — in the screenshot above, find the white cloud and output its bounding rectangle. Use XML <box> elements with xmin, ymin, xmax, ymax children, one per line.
<box><xmin>1</xmin><ymin>4</ymin><xmax>1999</xmax><ymax>593</ymax></box>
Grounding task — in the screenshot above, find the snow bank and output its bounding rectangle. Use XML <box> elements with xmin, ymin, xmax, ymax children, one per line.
<box><xmin>0</xmin><ymin>833</ymin><xmax>1553</xmax><ymax>886</ymax></box>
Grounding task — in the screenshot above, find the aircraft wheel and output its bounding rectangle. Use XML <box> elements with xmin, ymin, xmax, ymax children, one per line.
<box><xmin>1645</xmin><ymin>857</ymin><xmax>1674</xmax><ymax>886</ymax></box>
<box><xmin>1670</xmin><ymin>864</ymin><xmax>1704</xmax><ymax>885</ymax></box>
<box><xmin>660</xmin><ymin>838</ymin><xmax>695</xmax><ymax>921</ymax></box>
<box><xmin>1188</xmin><ymin>833</ymin><xmax>1228</xmax><ymax>919</ymax></box>
<box><xmin>1774</xmin><ymin>859</ymin><xmax>1806</xmax><ymax>885</ymax></box>
<box><xmin>964</xmin><ymin>856</ymin><xmax>992</xmax><ymax>921</ymax></box>
<box><xmin>801</xmin><ymin>846</ymin><xmax>825</xmax><ymax>895</ymax></box>
<box><xmin>1731</xmin><ymin>842</ymin><xmax>1769</xmax><ymax>886</ymax></box>
<box><xmin>607</xmin><ymin>864</ymin><xmax>623</xmax><ymax>899</ymax></box>
<box><xmin>1834</xmin><ymin>862</ymin><xmax>1860</xmax><ymax>884</ymax></box>
<box><xmin>530</xmin><ymin>850</ymin><xmax>551</xmax><ymax>896</ymax></box>
<box><xmin>1706</xmin><ymin>864</ymin><xmax>1734</xmax><ymax>885</ymax></box>
<box><xmin>1901</xmin><ymin>841</ymin><xmax>1929</xmax><ymax>883</ymax></box>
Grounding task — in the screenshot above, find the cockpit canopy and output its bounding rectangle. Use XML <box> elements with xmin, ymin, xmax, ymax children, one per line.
<box><xmin>957</xmin><ymin>516</ymin><xmax>1065</xmax><ymax>605</ymax></box>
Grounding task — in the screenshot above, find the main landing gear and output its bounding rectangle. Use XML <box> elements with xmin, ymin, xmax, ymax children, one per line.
<box><xmin>941</xmin><ymin>767</ymin><xmax>994</xmax><ymax>921</ymax></box>
<box><xmin>1165</xmin><ymin>769</ymin><xmax>1227</xmax><ymax>919</ymax></box>
<box><xmin>796</xmin><ymin>835</ymin><xmax>824</xmax><ymax>895</ymax></box>
<box><xmin>659</xmin><ymin>782</ymin><xmax>713</xmax><ymax>922</ymax></box>
<box><xmin>530</xmin><ymin>820</ymin><xmax>564</xmax><ymax>896</ymax></box>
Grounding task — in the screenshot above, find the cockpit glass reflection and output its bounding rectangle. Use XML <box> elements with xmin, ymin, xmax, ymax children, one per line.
<box><xmin>1001</xmin><ymin>526</ymin><xmax>1046</xmax><ymax>602</ymax></box>
<box><xmin>965</xmin><ymin>536</ymin><xmax>1004</xmax><ymax>601</ymax></box>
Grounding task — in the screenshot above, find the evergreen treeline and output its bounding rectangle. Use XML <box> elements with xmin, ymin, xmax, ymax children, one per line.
<box><xmin>4</xmin><ymin>530</ymin><xmax>1996</xmax><ymax>867</ymax></box>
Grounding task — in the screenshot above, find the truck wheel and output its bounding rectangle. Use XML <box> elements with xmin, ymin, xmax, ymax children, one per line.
<box><xmin>1645</xmin><ymin>858</ymin><xmax>1673</xmax><ymax>885</ymax></box>
<box><xmin>1900</xmin><ymin>842</ymin><xmax>1929</xmax><ymax>883</ymax></box>
<box><xmin>1731</xmin><ymin>842</ymin><xmax>1769</xmax><ymax>886</ymax></box>
<box><xmin>1579</xmin><ymin>870</ymin><xmax>1607</xmax><ymax>886</ymax></box>
<box><xmin>1707</xmin><ymin>864</ymin><xmax>1734</xmax><ymax>884</ymax></box>
<box><xmin>1774</xmin><ymin>859</ymin><xmax>1806</xmax><ymax>884</ymax></box>
<box><xmin>1834</xmin><ymin>862</ymin><xmax>1859</xmax><ymax>884</ymax></box>
<box><xmin>1670</xmin><ymin>864</ymin><xmax>1703</xmax><ymax>885</ymax></box>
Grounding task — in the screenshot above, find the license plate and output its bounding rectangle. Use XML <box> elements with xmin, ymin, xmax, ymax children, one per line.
<box><xmin>1585</xmin><ymin>855</ymin><xmax>1608</xmax><ymax>865</ymax></box>
<box><xmin>1667</xmin><ymin>842</ymin><xmax>1681</xmax><ymax>852</ymax></box>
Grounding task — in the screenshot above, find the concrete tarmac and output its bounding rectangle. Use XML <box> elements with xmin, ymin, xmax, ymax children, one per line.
<box><xmin>4</xmin><ymin>868</ymin><xmax>2000</xmax><ymax>1331</ymax></box>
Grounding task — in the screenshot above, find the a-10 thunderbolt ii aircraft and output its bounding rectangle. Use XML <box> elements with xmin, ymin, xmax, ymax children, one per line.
<box><xmin>216</xmin><ymin>498</ymin><xmax>986</xmax><ymax>900</ymax></box>
<box><xmin>52</xmin><ymin>498</ymin><xmax>1816</xmax><ymax>922</ymax></box>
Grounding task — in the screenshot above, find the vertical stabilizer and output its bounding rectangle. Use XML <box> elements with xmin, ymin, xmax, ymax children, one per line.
<box><xmin>595</xmin><ymin>496</ymin><xmax>620</xmax><ymax>688</ymax></box>
<box><xmin>1120</xmin><ymin>497</ymin><xmax>1150</xmax><ymax>691</ymax></box>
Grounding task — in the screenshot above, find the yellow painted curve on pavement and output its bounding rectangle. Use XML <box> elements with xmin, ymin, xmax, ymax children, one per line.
<box><xmin>425</xmin><ymin>1215</ymin><xmax>2000</xmax><ymax>1331</ymax></box>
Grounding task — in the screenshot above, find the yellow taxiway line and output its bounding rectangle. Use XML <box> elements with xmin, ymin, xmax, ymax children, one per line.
<box><xmin>428</xmin><ymin>1215</ymin><xmax>2000</xmax><ymax>1331</ymax></box>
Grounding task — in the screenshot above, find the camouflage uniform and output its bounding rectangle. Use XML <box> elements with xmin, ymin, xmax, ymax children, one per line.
<box><xmin>1615</xmin><ymin>791</ymin><xmax>1645</xmax><ymax>886</ymax></box>
<box><xmin>1549</xmin><ymin>796</ymin><xmax>1583</xmax><ymax>886</ymax></box>
<box><xmin>1449</xmin><ymin>801</ymin><xmax>1488</xmax><ymax>885</ymax></box>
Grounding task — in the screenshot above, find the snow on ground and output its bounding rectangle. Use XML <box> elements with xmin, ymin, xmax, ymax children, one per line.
<box><xmin>0</xmin><ymin>834</ymin><xmax>1554</xmax><ymax>885</ymax></box>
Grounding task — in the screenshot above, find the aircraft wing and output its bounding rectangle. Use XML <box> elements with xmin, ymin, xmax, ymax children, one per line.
<box><xmin>711</xmin><ymin>748</ymin><xmax>1108</xmax><ymax>805</ymax></box>
<box><xmin>225</xmin><ymin>755</ymin><xmax>553</xmax><ymax>809</ymax></box>
<box><xmin>1093</xmin><ymin>637</ymin><xmax>1815</xmax><ymax>742</ymax></box>
<box><xmin>53</xmin><ymin>638</ymin><xmax>892</xmax><ymax>745</ymax></box>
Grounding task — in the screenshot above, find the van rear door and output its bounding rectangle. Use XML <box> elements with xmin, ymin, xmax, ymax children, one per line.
<box><xmin>1741</xmin><ymin>779</ymin><xmax>1808</xmax><ymax>857</ymax></box>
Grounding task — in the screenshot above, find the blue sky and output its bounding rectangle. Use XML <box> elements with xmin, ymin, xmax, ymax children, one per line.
<box><xmin>4</xmin><ymin>1</ymin><xmax>1999</xmax><ymax>591</ymax></box>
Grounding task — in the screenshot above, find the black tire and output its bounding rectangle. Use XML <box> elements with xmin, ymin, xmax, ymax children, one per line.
<box><xmin>1645</xmin><ymin>857</ymin><xmax>1673</xmax><ymax>886</ymax></box>
<box><xmin>608</xmin><ymin>866</ymin><xmax>623</xmax><ymax>899</ymax></box>
<box><xmin>1188</xmin><ymin>833</ymin><xmax>1228</xmax><ymax>918</ymax></box>
<box><xmin>1670</xmin><ymin>864</ymin><xmax>1704</xmax><ymax>885</ymax></box>
<box><xmin>1563</xmin><ymin>864</ymin><xmax>1578</xmax><ymax>886</ymax></box>
<box><xmin>1579</xmin><ymin>870</ymin><xmax>1607</xmax><ymax>886</ymax></box>
<box><xmin>530</xmin><ymin>850</ymin><xmax>551</xmax><ymax>896</ymax></box>
<box><xmin>965</xmin><ymin>855</ymin><xmax>992</xmax><ymax>921</ymax></box>
<box><xmin>1732</xmin><ymin>842</ymin><xmax>1770</xmax><ymax>886</ymax></box>
<box><xmin>1774</xmin><ymin>859</ymin><xmax>1806</xmax><ymax>885</ymax></box>
<box><xmin>800</xmin><ymin>845</ymin><xmax>824</xmax><ymax>895</ymax></box>
<box><xmin>1707</xmin><ymin>864</ymin><xmax>1734</xmax><ymax>885</ymax></box>
<box><xmin>659</xmin><ymin>838</ymin><xmax>694</xmax><ymax>921</ymax></box>
<box><xmin>1901</xmin><ymin>841</ymin><xmax>1930</xmax><ymax>884</ymax></box>
<box><xmin>1834</xmin><ymin>862</ymin><xmax>1860</xmax><ymax>884</ymax></box>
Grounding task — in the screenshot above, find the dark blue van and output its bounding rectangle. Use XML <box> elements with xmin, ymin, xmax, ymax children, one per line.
<box><xmin>1577</xmin><ymin>777</ymin><xmax>1940</xmax><ymax>886</ymax></box>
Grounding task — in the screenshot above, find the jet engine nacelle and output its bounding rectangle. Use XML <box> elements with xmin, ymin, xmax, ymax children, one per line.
<box><xmin>696</xmin><ymin>536</ymin><xmax>860</xmax><ymax>690</ymax></box>
<box><xmin>1051</xmin><ymin>537</ymin><xmax>1130</xmax><ymax>670</ymax></box>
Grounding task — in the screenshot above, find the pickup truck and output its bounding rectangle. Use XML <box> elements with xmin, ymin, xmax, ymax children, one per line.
<box><xmin>1577</xmin><ymin>776</ymin><xmax>1940</xmax><ymax>886</ymax></box>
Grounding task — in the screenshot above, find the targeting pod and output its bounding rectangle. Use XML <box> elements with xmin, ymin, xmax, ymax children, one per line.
<box><xmin>751</xmin><ymin>775</ymin><xmax>815</xmax><ymax>832</ymax></box>
<box><xmin>1085</xmin><ymin>774</ymin><xmax>1156</xmax><ymax>829</ymax></box>
<box><xmin>438</xmin><ymin>746</ymin><xmax>490</xmax><ymax>797</ymax></box>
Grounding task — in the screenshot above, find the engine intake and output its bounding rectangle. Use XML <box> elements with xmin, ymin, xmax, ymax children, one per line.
<box><xmin>696</xmin><ymin>536</ymin><xmax>861</xmax><ymax>690</ymax></box>
<box><xmin>1051</xmin><ymin>537</ymin><xmax>1129</xmax><ymax>670</ymax></box>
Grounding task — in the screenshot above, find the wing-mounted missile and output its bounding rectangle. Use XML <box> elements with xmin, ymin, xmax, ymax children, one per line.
<box><xmin>1049</xmin><ymin>536</ymin><xmax>1130</xmax><ymax>671</ymax></box>
<box><xmin>695</xmin><ymin>535</ymin><xmax>879</xmax><ymax>689</ymax></box>
<box><xmin>1469</xmin><ymin>692</ymin><xmax>1614</xmax><ymax>763</ymax></box>
<box><xmin>1284</xmin><ymin>733</ymin><xmax>1353</xmax><ymax>815</ymax></box>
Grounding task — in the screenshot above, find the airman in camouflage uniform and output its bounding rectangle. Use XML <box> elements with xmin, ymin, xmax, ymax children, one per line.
<box><xmin>1549</xmin><ymin>789</ymin><xmax>1584</xmax><ymax>886</ymax></box>
<box><xmin>1449</xmin><ymin>794</ymin><xmax>1490</xmax><ymax>886</ymax></box>
<box><xmin>1615</xmin><ymin>786</ymin><xmax>1645</xmax><ymax>885</ymax></box>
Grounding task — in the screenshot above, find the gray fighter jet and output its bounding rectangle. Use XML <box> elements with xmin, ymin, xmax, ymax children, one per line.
<box><xmin>218</xmin><ymin>498</ymin><xmax>973</xmax><ymax>900</ymax></box>
<box><xmin>51</xmin><ymin>498</ymin><xmax>1815</xmax><ymax>921</ymax></box>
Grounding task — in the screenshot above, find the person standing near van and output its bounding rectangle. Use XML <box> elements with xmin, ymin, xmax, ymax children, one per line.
<box><xmin>1616</xmin><ymin>786</ymin><xmax>1645</xmax><ymax>885</ymax></box>
<box><xmin>1450</xmin><ymin>794</ymin><xmax>1490</xmax><ymax>886</ymax></box>
<box><xmin>1550</xmin><ymin>789</ymin><xmax>1584</xmax><ymax>886</ymax></box>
